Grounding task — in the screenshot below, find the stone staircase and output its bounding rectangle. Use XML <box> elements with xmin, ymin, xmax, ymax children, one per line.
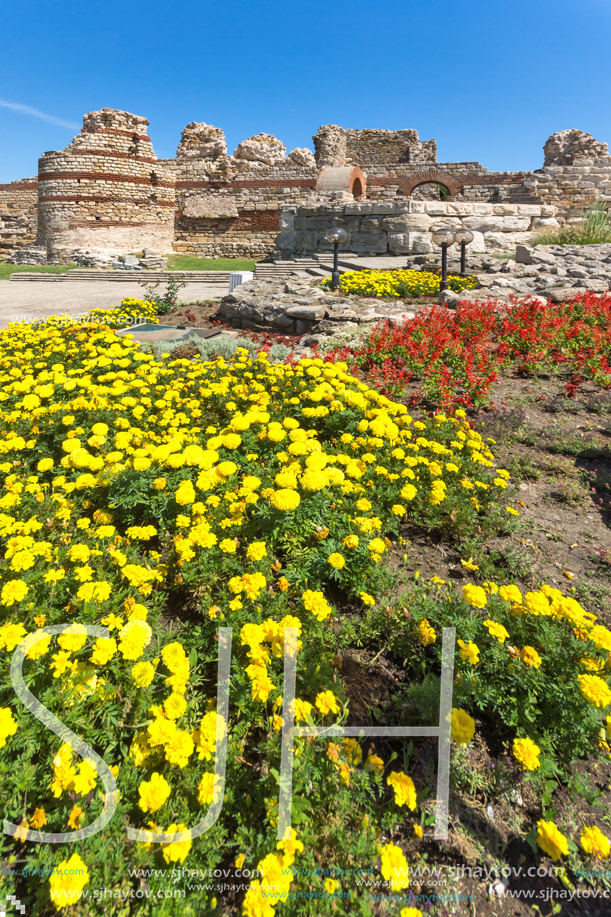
<box><xmin>253</xmin><ymin>259</ymin><xmax>332</xmax><ymax>280</ymax></box>
<box><xmin>9</xmin><ymin>269</ymin><xmax>230</xmax><ymax>284</ymax></box>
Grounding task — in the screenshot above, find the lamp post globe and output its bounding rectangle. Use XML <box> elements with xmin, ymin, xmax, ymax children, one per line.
<box><xmin>431</xmin><ymin>228</ymin><xmax>456</xmax><ymax>292</ymax></box>
<box><xmin>454</xmin><ymin>229</ymin><xmax>474</xmax><ymax>276</ymax></box>
<box><xmin>325</xmin><ymin>227</ymin><xmax>348</xmax><ymax>291</ymax></box>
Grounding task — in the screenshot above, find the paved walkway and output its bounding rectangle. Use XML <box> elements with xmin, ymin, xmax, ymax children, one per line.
<box><xmin>0</xmin><ymin>280</ymin><xmax>224</xmax><ymax>329</ymax></box>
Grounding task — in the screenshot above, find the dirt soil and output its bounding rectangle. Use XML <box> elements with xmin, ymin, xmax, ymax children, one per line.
<box><xmin>364</xmin><ymin>374</ymin><xmax>611</xmax><ymax>916</ymax></box>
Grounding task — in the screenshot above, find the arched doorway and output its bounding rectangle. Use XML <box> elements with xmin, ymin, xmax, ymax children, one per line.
<box><xmin>409</xmin><ymin>182</ymin><xmax>450</xmax><ymax>201</ymax></box>
<box><xmin>352</xmin><ymin>176</ymin><xmax>364</xmax><ymax>199</ymax></box>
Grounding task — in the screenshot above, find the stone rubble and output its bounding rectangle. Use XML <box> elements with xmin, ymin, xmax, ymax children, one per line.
<box><xmin>217</xmin><ymin>243</ymin><xmax>611</xmax><ymax>338</ymax></box>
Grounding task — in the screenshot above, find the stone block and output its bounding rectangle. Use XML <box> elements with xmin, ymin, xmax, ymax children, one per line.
<box><xmin>516</xmin><ymin>204</ymin><xmax>543</xmax><ymax>215</ymax></box>
<box><xmin>421</xmin><ymin>202</ymin><xmax>448</xmax><ymax>215</ymax></box>
<box><xmin>430</xmin><ymin>217</ymin><xmax>462</xmax><ymax>230</ymax></box>
<box><xmin>381</xmin><ymin>214</ymin><xmax>432</xmax><ymax>232</ymax></box>
<box><xmin>388</xmin><ymin>231</ymin><xmax>433</xmax><ymax>254</ymax></box>
<box><xmin>468</xmin><ymin>230</ymin><xmax>486</xmax><ymax>253</ymax></box>
<box><xmin>360</xmin><ymin>217</ymin><xmax>382</xmax><ymax>231</ymax></box>
<box><xmin>350</xmin><ymin>232</ymin><xmax>388</xmax><ymax>253</ymax></box>
<box><xmin>277</xmin><ymin>231</ymin><xmax>296</xmax><ymax>251</ymax></box>
<box><xmin>306</xmin><ymin>216</ymin><xmax>361</xmax><ymax>230</ymax></box>
<box><xmin>471</xmin><ymin>203</ymin><xmax>494</xmax><ymax>214</ymax></box>
<box><xmin>294</xmin><ymin>231</ymin><xmax>319</xmax><ymax>251</ymax></box>
<box><xmin>370</xmin><ymin>202</ymin><xmax>396</xmax><ymax>214</ymax></box>
<box><xmin>531</xmin><ymin>217</ymin><xmax>560</xmax><ymax>229</ymax></box>
<box><xmin>515</xmin><ymin>244</ymin><xmax>534</xmax><ymax>264</ymax></box>
<box><xmin>445</xmin><ymin>203</ymin><xmax>475</xmax><ymax>215</ymax></box>
<box><xmin>344</xmin><ymin>202</ymin><xmax>372</xmax><ymax>214</ymax></box>
<box><xmin>462</xmin><ymin>216</ymin><xmax>507</xmax><ymax>233</ymax></box>
<box><xmin>491</xmin><ymin>204</ymin><xmax>519</xmax><ymax>216</ymax></box>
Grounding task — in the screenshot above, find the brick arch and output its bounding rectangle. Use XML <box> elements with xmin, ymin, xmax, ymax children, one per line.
<box><xmin>399</xmin><ymin>170</ymin><xmax>463</xmax><ymax>197</ymax></box>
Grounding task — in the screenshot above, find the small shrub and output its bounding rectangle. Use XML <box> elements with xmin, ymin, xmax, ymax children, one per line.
<box><xmin>142</xmin><ymin>276</ymin><xmax>187</xmax><ymax>314</ymax></box>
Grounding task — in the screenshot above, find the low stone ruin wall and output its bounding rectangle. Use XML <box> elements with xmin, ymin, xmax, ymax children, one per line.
<box><xmin>0</xmin><ymin>179</ymin><xmax>38</xmax><ymax>257</ymax></box>
<box><xmin>276</xmin><ymin>200</ymin><xmax>559</xmax><ymax>257</ymax></box>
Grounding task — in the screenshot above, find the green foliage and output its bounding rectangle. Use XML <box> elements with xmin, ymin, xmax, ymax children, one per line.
<box><xmin>533</xmin><ymin>198</ymin><xmax>611</xmax><ymax>245</ymax></box>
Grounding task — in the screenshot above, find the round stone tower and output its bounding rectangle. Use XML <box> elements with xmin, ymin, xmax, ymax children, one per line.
<box><xmin>37</xmin><ymin>108</ymin><xmax>176</xmax><ymax>260</ymax></box>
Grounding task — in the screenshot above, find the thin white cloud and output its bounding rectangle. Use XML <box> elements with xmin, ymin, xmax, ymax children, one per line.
<box><xmin>0</xmin><ymin>98</ymin><xmax>79</xmax><ymax>129</ymax></box>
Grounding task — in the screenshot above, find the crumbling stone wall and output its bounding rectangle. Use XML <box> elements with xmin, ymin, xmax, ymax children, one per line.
<box><xmin>0</xmin><ymin>178</ymin><xmax>38</xmax><ymax>256</ymax></box>
<box><xmin>530</xmin><ymin>130</ymin><xmax>611</xmax><ymax>220</ymax></box>
<box><xmin>36</xmin><ymin>109</ymin><xmax>176</xmax><ymax>260</ymax></box>
<box><xmin>4</xmin><ymin>112</ymin><xmax>611</xmax><ymax>263</ymax></box>
<box><xmin>173</xmin><ymin>123</ymin><xmax>317</xmax><ymax>258</ymax></box>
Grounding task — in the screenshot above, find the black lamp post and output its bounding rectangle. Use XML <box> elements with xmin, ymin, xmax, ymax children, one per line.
<box><xmin>325</xmin><ymin>227</ymin><xmax>348</xmax><ymax>291</ymax></box>
<box><xmin>454</xmin><ymin>229</ymin><xmax>474</xmax><ymax>276</ymax></box>
<box><xmin>431</xmin><ymin>228</ymin><xmax>456</xmax><ymax>292</ymax></box>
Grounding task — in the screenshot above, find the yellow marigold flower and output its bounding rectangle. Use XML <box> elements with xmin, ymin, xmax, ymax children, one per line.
<box><xmin>365</xmin><ymin>753</ymin><xmax>384</xmax><ymax>774</ymax></box>
<box><xmin>520</xmin><ymin>646</ymin><xmax>542</xmax><ymax>668</ymax></box>
<box><xmin>578</xmin><ymin>674</ymin><xmax>611</xmax><ymax>708</ymax></box>
<box><xmin>499</xmin><ymin>584</ymin><xmax>522</xmax><ymax>604</ymax></box>
<box><xmin>49</xmin><ymin>853</ymin><xmax>90</xmax><ymax>908</ymax></box>
<box><xmin>0</xmin><ymin>708</ymin><xmax>18</xmax><ymax>748</ymax></box>
<box><xmin>400</xmin><ymin>483</ymin><xmax>417</xmax><ymax>501</ymax></box>
<box><xmin>360</xmin><ymin>592</ymin><xmax>375</xmax><ymax>606</ymax></box>
<box><xmin>118</xmin><ymin>620</ymin><xmax>152</xmax><ymax>661</ymax></box>
<box><xmin>513</xmin><ymin>737</ymin><xmax>541</xmax><ymax>771</ymax></box>
<box><xmin>462</xmin><ymin>584</ymin><xmax>487</xmax><ymax>609</ymax></box>
<box><xmin>387</xmin><ymin>771</ymin><xmax>417</xmax><ymax>809</ymax></box>
<box><xmin>451</xmin><ymin>708</ymin><xmax>475</xmax><ymax>744</ymax></box>
<box><xmin>589</xmin><ymin>626</ymin><xmax>611</xmax><ymax>652</ymax></box>
<box><xmin>580</xmin><ymin>825</ymin><xmax>611</xmax><ymax>858</ymax></box>
<box><xmin>293</xmin><ymin>699</ymin><xmax>314</xmax><ymax>722</ymax></box>
<box><xmin>343</xmin><ymin>534</ymin><xmax>359</xmax><ymax>549</ymax></box>
<box><xmin>0</xmin><ymin>622</ymin><xmax>27</xmax><ymax>651</ymax></box>
<box><xmin>457</xmin><ymin>640</ymin><xmax>479</xmax><ymax>665</ymax></box>
<box><xmin>198</xmin><ymin>772</ymin><xmax>222</xmax><ymax>806</ymax></box>
<box><xmin>246</xmin><ymin>541</ymin><xmax>267</xmax><ymax>562</ymax></box>
<box><xmin>0</xmin><ymin>579</ymin><xmax>29</xmax><ymax>607</ymax></box>
<box><xmin>315</xmin><ymin>690</ymin><xmax>340</xmax><ymax>717</ymax></box>
<box><xmin>524</xmin><ymin>592</ymin><xmax>550</xmax><ymax>616</ymax></box>
<box><xmin>328</xmin><ymin>552</ymin><xmax>345</xmax><ymax>570</ymax></box>
<box><xmin>138</xmin><ymin>772</ymin><xmax>171</xmax><ymax>813</ymax></box>
<box><xmin>536</xmin><ymin>820</ymin><xmax>569</xmax><ymax>860</ymax></box>
<box><xmin>417</xmin><ymin>618</ymin><xmax>437</xmax><ymax>646</ymax></box>
<box><xmin>132</xmin><ymin>661</ymin><xmax>156</xmax><ymax>688</ymax></box>
<box><xmin>31</xmin><ymin>808</ymin><xmax>46</xmax><ymax>830</ymax></box>
<box><xmin>483</xmin><ymin>619</ymin><xmax>510</xmax><ymax>643</ymax></box>
<box><xmin>379</xmin><ymin>842</ymin><xmax>409</xmax><ymax>892</ymax></box>
<box><xmin>162</xmin><ymin>823</ymin><xmax>192</xmax><ymax>864</ymax></box>
<box><xmin>302</xmin><ymin>589</ymin><xmax>332</xmax><ymax>622</ymax></box>
<box><xmin>270</xmin><ymin>489</ymin><xmax>300</xmax><ymax>511</ymax></box>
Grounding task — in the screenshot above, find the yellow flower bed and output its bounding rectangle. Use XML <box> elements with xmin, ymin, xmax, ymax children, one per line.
<box><xmin>0</xmin><ymin>318</ymin><xmax>607</xmax><ymax>912</ymax></box>
<box><xmin>321</xmin><ymin>269</ymin><xmax>478</xmax><ymax>298</ymax></box>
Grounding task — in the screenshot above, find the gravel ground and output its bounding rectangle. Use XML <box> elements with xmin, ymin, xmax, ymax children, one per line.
<box><xmin>0</xmin><ymin>280</ymin><xmax>225</xmax><ymax>329</ymax></box>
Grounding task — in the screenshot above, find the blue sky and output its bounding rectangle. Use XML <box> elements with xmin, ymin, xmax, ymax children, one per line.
<box><xmin>1</xmin><ymin>0</ymin><xmax>610</xmax><ymax>182</ymax></box>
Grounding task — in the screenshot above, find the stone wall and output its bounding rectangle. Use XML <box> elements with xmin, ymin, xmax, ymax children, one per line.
<box><xmin>4</xmin><ymin>112</ymin><xmax>611</xmax><ymax>263</ymax></box>
<box><xmin>172</xmin><ymin>121</ymin><xmax>317</xmax><ymax>258</ymax></box>
<box><xmin>528</xmin><ymin>131</ymin><xmax>611</xmax><ymax>220</ymax></box>
<box><xmin>36</xmin><ymin>109</ymin><xmax>176</xmax><ymax>260</ymax></box>
<box><xmin>0</xmin><ymin>178</ymin><xmax>38</xmax><ymax>256</ymax></box>
<box><xmin>277</xmin><ymin>200</ymin><xmax>559</xmax><ymax>257</ymax></box>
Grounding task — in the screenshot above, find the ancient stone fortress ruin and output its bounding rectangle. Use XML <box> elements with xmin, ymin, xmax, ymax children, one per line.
<box><xmin>1</xmin><ymin>108</ymin><xmax>611</xmax><ymax>263</ymax></box>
